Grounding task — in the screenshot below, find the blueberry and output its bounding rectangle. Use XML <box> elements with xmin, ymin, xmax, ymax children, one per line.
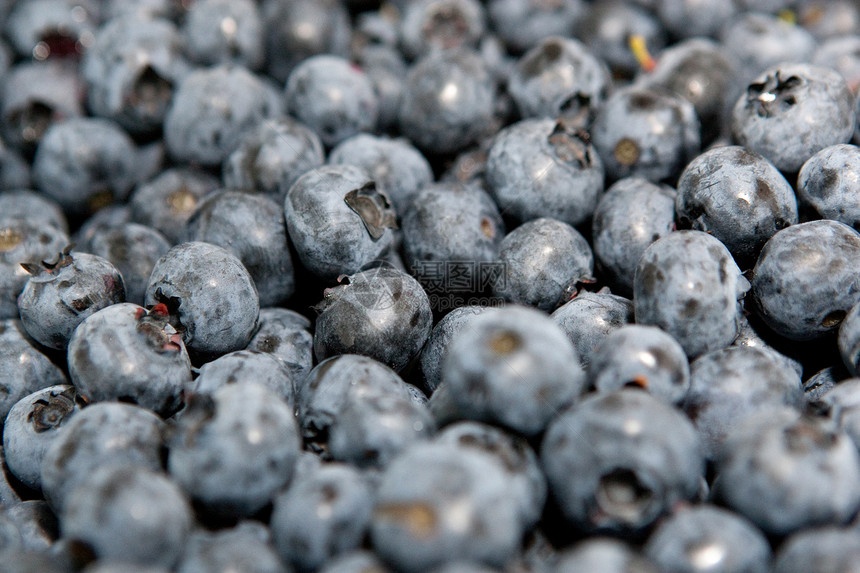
<box><xmin>285</xmin><ymin>55</ymin><xmax>379</xmax><ymax>148</ymax></box>
<box><xmin>507</xmin><ymin>37</ymin><xmax>611</xmax><ymax>125</ymax></box>
<box><xmin>486</xmin><ymin>118</ymin><xmax>605</xmax><ymax>227</ymax></box>
<box><xmin>176</xmin><ymin>521</ymin><xmax>287</xmax><ymax>573</ymax></box>
<box><xmin>800</xmin><ymin>1</ymin><xmax>860</xmax><ymax>40</ymax></box>
<box><xmin>398</xmin><ymin>0</ymin><xmax>486</xmax><ymax>60</ymax></box>
<box><xmin>493</xmin><ymin>218</ymin><xmax>594</xmax><ymax>311</ymax></box>
<box><xmin>797</xmin><ymin>143</ymin><xmax>860</xmax><ymax>228</ymax></box>
<box><xmin>328</xmin><ymin>134</ymin><xmax>433</xmax><ymax>217</ymax></box>
<box><xmin>3</xmin><ymin>385</ymin><xmax>80</xmax><ymax>491</ymax></box>
<box><xmin>839</xmin><ymin>302</ymin><xmax>860</xmax><ymax>376</ymax></box>
<box><xmin>317</xmin><ymin>551</ymin><xmax>389</xmax><ymax>573</ymax></box>
<box><xmin>190</xmin><ymin>349</ymin><xmax>295</xmax><ymax>408</ymax></box>
<box><xmin>183</xmin><ymin>190</ymin><xmax>295</xmax><ymax>307</ymax></box>
<box><xmin>4</xmin><ymin>0</ymin><xmax>98</xmax><ymax>59</ymax></box>
<box><xmin>82</xmin><ymin>14</ymin><xmax>187</xmax><ymax>135</ymax></box>
<box><xmin>352</xmin><ymin>44</ymin><xmax>408</xmax><ymax>132</ymax></box>
<box><xmin>715</xmin><ymin>408</ymin><xmax>860</xmax><ymax>534</ymax></box>
<box><xmin>592</xmin><ymin>85</ymin><xmax>700</xmax><ymax>184</ymax></box>
<box><xmin>18</xmin><ymin>249</ymin><xmax>125</xmax><ymax>350</ymax></box>
<box><xmin>0</xmin><ymin>446</ymin><xmax>22</xmax><ymax>506</ymax></box>
<box><xmin>804</xmin><ymin>365</ymin><xmax>850</xmax><ymax>407</ymax></box>
<box><xmin>587</xmin><ymin>325</ymin><xmax>690</xmax><ymax>405</ymax></box>
<box><xmin>245</xmin><ymin>307</ymin><xmax>314</xmax><ymax>381</ymax></box>
<box><xmin>183</xmin><ymin>0</ymin><xmax>264</xmax><ymax>70</ymax></box>
<box><xmin>579</xmin><ymin>2</ymin><xmax>665</xmax><ymax>80</ymax></box>
<box><xmin>643</xmin><ymin>504</ymin><xmax>772</xmax><ymax>573</ymax></box>
<box><xmin>551</xmin><ymin>290</ymin><xmax>634</xmax><ymax>368</ymax></box>
<box><xmin>813</xmin><ymin>36</ymin><xmax>860</xmax><ymax>95</ymax></box>
<box><xmin>634</xmin><ymin>230</ymin><xmax>748</xmax><ymax>358</ymax></box>
<box><xmin>371</xmin><ymin>442</ymin><xmax>523</xmax><ymax>572</ymax></box>
<box><xmin>5</xmin><ymin>500</ymin><xmax>58</xmax><ymax>552</ymax></box>
<box><xmin>33</xmin><ymin>117</ymin><xmax>143</xmax><ymax>216</ymax></box>
<box><xmin>398</xmin><ymin>49</ymin><xmax>497</xmax><ymax>155</ymax></box>
<box><xmin>772</xmin><ymin>526</ymin><xmax>860</xmax><ymax>573</ymax></box>
<box><xmin>592</xmin><ymin>177</ymin><xmax>676</xmax><ymax>297</ymax></box>
<box><xmin>751</xmin><ymin>220</ymin><xmax>860</xmax><ymax>340</ymax></box>
<box><xmin>442</xmin><ymin>305</ymin><xmax>585</xmax><ymax>436</ymax></box>
<box><xmin>675</xmin><ymin>145</ymin><xmax>798</xmax><ymax>266</ymax></box>
<box><xmin>731</xmin><ymin>63</ymin><xmax>855</xmax><ymax>174</ymax></box>
<box><xmin>657</xmin><ymin>0</ymin><xmax>737</xmax><ymax>39</ymax></box>
<box><xmin>285</xmin><ymin>165</ymin><xmax>397</xmax><ymax>281</ymax></box>
<box><xmin>222</xmin><ymin>116</ymin><xmax>324</xmax><ymax>205</ymax></box>
<box><xmin>40</xmin><ymin>402</ymin><xmax>166</xmax><ymax>513</ymax></box>
<box><xmin>0</xmin><ymin>219</ymin><xmax>68</xmax><ymax>319</ymax></box>
<box><xmin>0</xmin><ymin>189</ymin><xmax>68</xmax><ymax>235</ymax></box>
<box><xmin>543</xmin><ymin>390</ymin><xmax>704</xmax><ymax>535</ymax></box>
<box><xmin>60</xmin><ymin>464</ymin><xmax>193</xmax><ymax>568</ymax></box>
<box><xmin>0</xmin><ymin>319</ymin><xmax>67</xmax><ymax>423</ymax></box>
<box><xmin>164</xmin><ymin>64</ymin><xmax>280</xmax><ymax>166</ymax></box>
<box><xmin>731</xmin><ymin>313</ymin><xmax>803</xmax><ymax>377</ymax></box>
<box><xmin>271</xmin><ymin>462</ymin><xmax>374</xmax><ymax>572</ymax></box>
<box><xmin>420</xmin><ymin>305</ymin><xmax>492</xmax><ymax>394</ymax></box>
<box><xmin>818</xmin><ymin>379</ymin><xmax>860</xmax><ymax>451</ymax></box>
<box><xmin>145</xmin><ymin>241</ymin><xmax>260</xmax><ymax>361</ymax></box>
<box><xmin>555</xmin><ymin>538</ymin><xmax>659</xmax><ymax>573</ymax></box>
<box><xmin>168</xmin><ymin>382</ymin><xmax>300</xmax><ymax>517</ymax></box>
<box><xmin>0</xmin><ymin>136</ymin><xmax>30</xmax><ymax>190</ymax></box>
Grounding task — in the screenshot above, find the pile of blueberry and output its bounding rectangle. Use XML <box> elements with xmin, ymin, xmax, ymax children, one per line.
<box><xmin>5</xmin><ymin>0</ymin><xmax>860</xmax><ymax>571</ymax></box>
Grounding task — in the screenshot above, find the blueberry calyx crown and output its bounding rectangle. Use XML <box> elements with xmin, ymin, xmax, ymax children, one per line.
<box><xmin>139</xmin><ymin>298</ymin><xmax>185</xmax><ymax>353</ymax></box>
<box><xmin>20</xmin><ymin>243</ymin><xmax>75</xmax><ymax>276</ymax></box>
<box><xmin>548</xmin><ymin>121</ymin><xmax>595</xmax><ymax>169</ymax></box>
<box><xmin>344</xmin><ymin>181</ymin><xmax>398</xmax><ymax>241</ymax></box>
<box><xmin>746</xmin><ymin>71</ymin><xmax>804</xmax><ymax>118</ymax></box>
<box><xmin>27</xmin><ymin>387</ymin><xmax>77</xmax><ymax>433</ymax></box>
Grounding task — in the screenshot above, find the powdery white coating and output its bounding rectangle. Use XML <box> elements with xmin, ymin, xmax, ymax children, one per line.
<box><xmin>657</xmin><ymin>0</ymin><xmax>737</xmax><ymax>39</ymax></box>
<box><xmin>176</xmin><ymin>521</ymin><xmax>286</xmax><ymax>573</ymax></box>
<box><xmin>634</xmin><ymin>230</ymin><xmax>748</xmax><ymax>358</ymax></box>
<box><xmin>551</xmin><ymin>291</ymin><xmax>634</xmax><ymax>368</ymax></box>
<box><xmin>0</xmin><ymin>220</ymin><xmax>68</xmax><ymax>319</ymax></box>
<box><xmin>493</xmin><ymin>217</ymin><xmax>594</xmax><ymax>311</ymax></box>
<box><xmin>488</xmin><ymin>0</ymin><xmax>585</xmax><ymax>54</ymax></box>
<box><xmin>0</xmin><ymin>189</ymin><xmax>67</xmax><ymax>235</ymax></box>
<box><xmin>716</xmin><ymin>409</ymin><xmax>860</xmax><ymax>535</ymax></box>
<box><xmin>731</xmin><ymin>63</ymin><xmax>856</xmax><ymax>174</ymax></box>
<box><xmin>577</xmin><ymin>1</ymin><xmax>664</xmax><ymax>78</ymax></box>
<box><xmin>371</xmin><ymin>442</ymin><xmax>523</xmax><ymax>572</ymax></box>
<box><xmin>245</xmin><ymin>307</ymin><xmax>314</xmax><ymax>380</ymax></box>
<box><xmin>773</xmin><ymin>527</ymin><xmax>860</xmax><ymax>573</ymax></box>
<box><xmin>398</xmin><ymin>0</ymin><xmax>486</xmax><ymax>60</ymax></box>
<box><xmin>555</xmin><ymin>538</ymin><xmax>660</xmax><ymax>573</ymax></box>
<box><xmin>145</xmin><ymin>241</ymin><xmax>260</xmax><ymax>359</ymax></box>
<box><xmin>752</xmin><ymin>220</ymin><xmax>860</xmax><ymax>340</ymax></box>
<box><xmin>592</xmin><ymin>177</ymin><xmax>676</xmax><ymax>297</ymax></box>
<box><xmin>541</xmin><ymin>390</ymin><xmax>704</xmax><ymax>534</ymax></box>
<box><xmin>486</xmin><ymin>118</ymin><xmax>604</xmax><ymax>227</ymax></box>
<box><xmin>818</xmin><ymin>379</ymin><xmax>860</xmax><ymax>452</ymax></box>
<box><xmin>443</xmin><ymin>305</ymin><xmax>585</xmax><ymax>436</ymax></box>
<box><xmin>192</xmin><ymin>349</ymin><xmax>296</xmax><ymax>406</ymax></box>
<box><xmin>183</xmin><ymin>0</ymin><xmax>264</xmax><ymax>70</ymax></box>
<box><xmin>420</xmin><ymin>305</ymin><xmax>492</xmax><ymax>394</ymax></box>
<box><xmin>61</xmin><ymin>465</ymin><xmax>193</xmax><ymax>569</ymax></box>
<box><xmin>798</xmin><ymin>144</ymin><xmax>860</xmax><ymax>228</ymax></box>
<box><xmin>675</xmin><ymin>145</ymin><xmax>798</xmax><ymax>265</ymax></box>
<box><xmin>168</xmin><ymin>382</ymin><xmax>300</xmax><ymax>516</ymax></box>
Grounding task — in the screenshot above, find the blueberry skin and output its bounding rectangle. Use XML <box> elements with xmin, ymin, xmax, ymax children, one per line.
<box><xmin>752</xmin><ymin>220</ymin><xmax>860</xmax><ymax>340</ymax></box>
<box><xmin>592</xmin><ymin>86</ymin><xmax>700</xmax><ymax>184</ymax></box>
<box><xmin>353</xmin><ymin>44</ymin><xmax>407</xmax><ymax>132</ymax></box>
<box><xmin>68</xmin><ymin>302</ymin><xmax>191</xmax><ymax>415</ymax></box>
<box><xmin>675</xmin><ymin>146</ymin><xmax>798</xmax><ymax>266</ymax></box>
<box><xmin>656</xmin><ymin>0</ymin><xmax>737</xmax><ymax>39</ymax></box>
<box><xmin>715</xmin><ymin>409</ymin><xmax>860</xmax><ymax>535</ymax></box>
<box><xmin>0</xmin><ymin>446</ymin><xmax>22</xmax><ymax>506</ymax></box>
<box><xmin>579</xmin><ymin>2</ymin><xmax>665</xmax><ymax>80</ymax></box>
<box><xmin>592</xmin><ymin>177</ymin><xmax>676</xmax><ymax>297</ymax></box>
<box><xmin>486</xmin><ymin>118</ymin><xmax>605</xmax><ymax>227</ymax></box>
<box><xmin>270</xmin><ymin>463</ymin><xmax>374</xmax><ymax>572</ymax></box>
<box><xmin>398</xmin><ymin>0</ymin><xmax>486</xmax><ymax>60</ymax></box>
<box><xmin>183</xmin><ymin>0</ymin><xmax>264</xmax><ymax>70</ymax></box>
<box><xmin>587</xmin><ymin>325</ymin><xmax>690</xmax><ymax>405</ymax></box>
<box><xmin>284</xmin><ymin>164</ymin><xmax>396</xmax><ymax>281</ymax></box>
<box><xmin>130</xmin><ymin>167</ymin><xmax>220</xmax><ymax>245</ymax></box>
<box><xmin>222</xmin><ymin>116</ymin><xmax>324</xmax><ymax>205</ymax></box>
<box><xmin>634</xmin><ymin>231</ymin><xmax>748</xmax><ymax>359</ymax></box>
<box><xmin>61</xmin><ymin>465</ymin><xmax>193</xmax><ymax>569</ymax></box>
<box><xmin>398</xmin><ymin>49</ymin><xmax>497</xmax><ymax>155</ymax></box>
<box><xmin>371</xmin><ymin>442</ymin><xmax>523</xmax><ymax>572</ymax></box>
<box><xmin>731</xmin><ymin>63</ymin><xmax>856</xmax><ymax>174</ymax></box>
<box><xmin>317</xmin><ymin>551</ymin><xmax>389</xmax><ymax>573</ymax></box>
<box><xmin>488</xmin><ymin>0</ymin><xmax>584</xmax><ymax>54</ymax></box>
<box><xmin>541</xmin><ymin>390</ymin><xmax>705</xmax><ymax>535</ymax></box>
<box><xmin>804</xmin><ymin>365</ymin><xmax>849</xmax><ymax>407</ymax></box>
<box><xmin>5</xmin><ymin>500</ymin><xmax>58</xmax><ymax>552</ymax></box>
<box><xmin>164</xmin><ymin>64</ymin><xmax>281</xmax><ymax>166</ymax></box>
<box><xmin>40</xmin><ymin>402</ymin><xmax>166</xmax><ymax>513</ymax></box>
<box><xmin>176</xmin><ymin>521</ymin><xmax>287</xmax><ymax>573</ymax></box>
<box><xmin>191</xmin><ymin>349</ymin><xmax>296</xmax><ymax>409</ymax></box>
<box><xmin>72</xmin><ymin>205</ymin><xmax>133</xmax><ymax>252</ymax></box>
<box><xmin>443</xmin><ymin>305</ymin><xmax>585</xmax><ymax>436</ymax></box>
<box><xmin>18</xmin><ymin>251</ymin><xmax>126</xmax><ymax>350</ymax></box>
<box><xmin>507</xmin><ymin>37</ymin><xmax>610</xmax><ymax>123</ymax></box>
<box><xmin>33</xmin><ymin>117</ymin><xmax>142</xmax><ymax>216</ymax></box>
<box><xmin>556</xmin><ymin>538</ymin><xmax>659</xmax><ymax>573</ymax></box>
<box><xmin>245</xmin><ymin>307</ymin><xmax>313</xmax><ymax>381</ymax></box>
<box><xmin>313</xmin><ymin>267</ymin><xmax>432</xmax><ymax>373</ymax></box>
<box><xmin>420</xmin><ymin>305</ymin><xmax>493</xmax><ymax>394</ymax></box>
<box><xmin>86</xmin><ymin>222</ymin><xmax>171</xmax><ymax>306</ymax></box>
<box><xmin>328</xmin><ymin>134</ymin><xmax>433</xmax><ymax>217</ymax></box>
<box><xmin>435</xmin><ymin>421</ymin><xmax>547</xmax><ymax>529</ymax></box>
<box><xmin>0</xmin><ymin>189</ymin><xmax>67</xmax><ymax>237</ymax></box>
<box><xmin>798</xmin><ymin>144</ymin><xmax>860</xmax><ymax>228</ymax></box>
<box><xmin>814</xmin><ymin>36</ymin><xmax>860</xmax><ymax>95</ymax></box>
<box><xmin>3</xmin><ymin>385</ymin><xmax>79</xmax><ymax>491</ymax></box>
<box><xmin>82</xmin><ymin>14</ymin><xmax>188</xmax><ymax>134</ymax></box>
<box><xmin>183</xmin><ymin>190</ymin><xmax>295</xmax><ymax>307</ymax></box>
<box><xmin>818</xmin><ymin>379</ymin><xmax>860</xmax><ymax>451</ymax></box>
<box><xmin>0</xmin><ymin>136</ymin><xmax>30</xmax><ymax>191</ymax></box>
<box><xmin>840</xmin><ymin>302</ymin><xmax>860</xmax><ymax>376</ymax></box>
<box><xmin>551</xmin><ymin>291</ymin><xmax>634</xmax><ymax>368</ymax></box>
<box><xmin>145</xmin><ymin>241</ymin><xmax>260</xmax><ymax>361</ymax></box>
<box><xmin>772</xmin><ymin>527</ymin><xmax>860</xmax><ymax>573</ymax></box>
<box><xmin>3</xmin><ymin>0</ymin><xmax>99</xmax><ymax>59</ymax></box>
<box><xmin>0</xmin><ymin>319</ymin><xmax>67</xmax><ymax>424</ymax></box>
<box><xmin>285</xmin><ymin>55</ymin><xmax>378</xmax><ymax>148</ymax></box>
<box><xmin>643</xmin><ymin>504</ymin><xmax>771</xmax><ymax>573</ymax></box>
<box><xmin>401</xmin><ymin>181</ymin><xmax>504</xmax><ymax>294</ymax></box>
<box><xmin>168</xmin><ymin>382</ymin><xmax>300</xmax><ymax>517</ymax></box>
<box><xmin>493</xmin><ymin>218</ymin><xmax>594</xmax><ymax>312</ymax></box>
